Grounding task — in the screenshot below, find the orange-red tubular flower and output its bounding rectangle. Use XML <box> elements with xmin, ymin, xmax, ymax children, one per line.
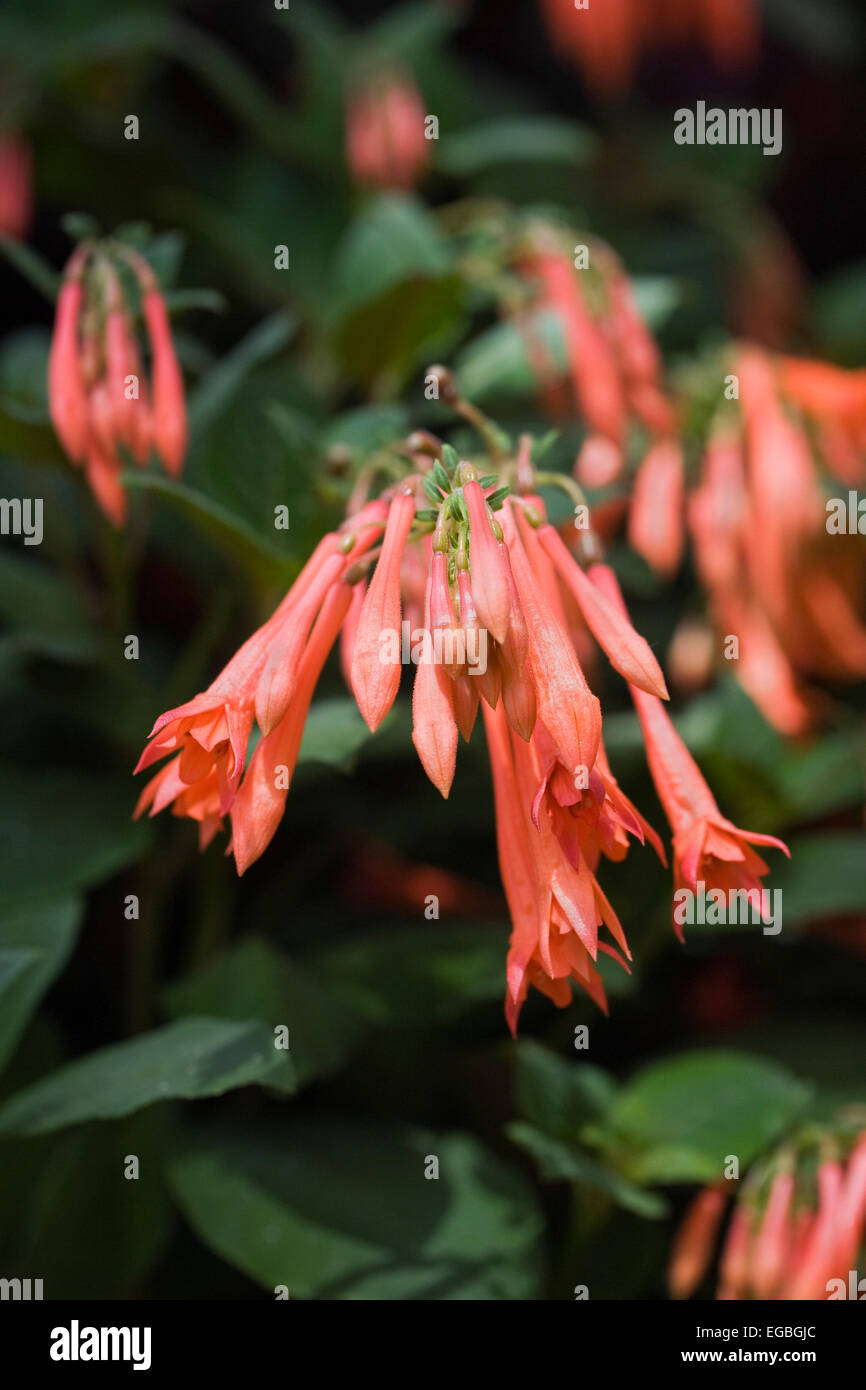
<box><xmin>136</xmin><ymin>533</ymin><xmax>349</xmax><ymax>813</ymax></box>
<box><xmin>483</xmin><ymin>700</ymin><xmax>625</xmax><ymax>1034</ymax></box>
<box><xmin>142</xmin><ymin>286</ymin><xmax>187</xmax><ymax>475</ymax></box>
<box><xmin>668</xmin><ymin>1184</ymin><xmax>728</xmax><ymax>1299</ymax></box>
<box><xmin>534</xmin><ymin>250</ymin><xmax>626</xmax><ymax>445</ymax></box>
<box><xmin>412</xmin><ymin>579</ymin><xmax>458</xmax><ymax>798</ymax></box>
<box><xmin>536</xmin><ymin>524</ymin><xmax>669</xmax><ymax>698</ymax></box>
<box><xmin>628</xmin><ymin>438</ymin><xmax>685</xmax><ymax>578</ymax></box>
<box><xmin>231</xmin><ymin>581</ymin><xmax>353</xmax><ymax>874</ymax></box>
<box><xmin>0</xmin><ymin>133</ymin><xmax>32</xmax><ymax>240</ymax></box>
<box><xmin>464</xmin><ymin>477</ymin><xmax>512</xmax><ymax>644</ymax></box>
<box><xmin>589</xmin><ymin>562</ymin><xmax>788</xmax><ymax>932</ymax></box>
<box><xmin>351</xmin><ymin>490</ymin><xmax>416</xmax><ymax>730</ymax></box>
<box><xmin>48</xmin><ymin>249</ymin><xmax>90</xmax><ymax>463</ymax></box>
<box><xmin>345</xmin><ymin>73</ymin><xmax>429</xmax><ymax>191</ymax></box>
<box><xmin>502</xmin><ymin>504</ymin><xmax>601</xmax><ymax>780</ymax></box>
<box><xmin>751</xmin><ymin>1169</ymin><xmax>795</xmax><ymax>1298</ymax></box>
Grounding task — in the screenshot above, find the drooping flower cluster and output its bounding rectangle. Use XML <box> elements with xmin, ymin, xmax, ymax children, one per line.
<box><xmin>539</xmin><ymin>0</ymin><xmax>758</xmax><ymax>96</ymax></box>
<box><xmin>134</xmin><ymin>391</ymin><xmax>786</xmax><ymax>1032</ymax></box>
<box><xmin>47</xmin><ymin>240</ymin><xmax>186</xmax><ymax>525</ymax></box>
<box><xmin>345</xmin><ymin>70</ymin><xmax>429</xmax><ymax>192</ymax></box>
<box><xmin>669</xmin><ymin>1120</ymin><xmax>866</xmax><ymax>1300</ymax></box>
<box><xmin>684</xmin><ymin>348</ymin><xmax>866</xmax><ymax>734</ymax></box>
<box><xmin>520</xmin><ymin>231</ymin><xmax>677</xmax><ymax>495</ymax></box>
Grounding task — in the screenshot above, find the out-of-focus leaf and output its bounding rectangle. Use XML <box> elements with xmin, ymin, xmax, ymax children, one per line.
<box><xmin>0</xmin><ymin>765</ymin><xmax>150</xmax><ymax>906</ymax></box>
<box><xmin>320</xmin><ymin>403</ymin><xmax>410</xmax><ymax>458</ymax></box>
<box><xmin>0</xmin><ymin>1017</ymin><xmax>296</xmax><ymax>1138</ymax></box>
<box><xmin>169</xmin><ymin>1119</ymin><xmax>544</xmax><ymax>1299</ymax></box>
<box><xmin>771</xmin><ymin>832</ymin><xmax>866</xmax><ymax>928</ymax></box>
<box><xmin>777</xmin><ymin>730</ymin><xmax>866</xmax><ymax>818</ymax></box>
<box><xmin>0</xmin><ymin>327</ymin><xmax>50</xmax><ymax>422</ymax></box>
<box><xmin>163</xmin><ymin>937</ymin><xmax>365</xmax><ymax>1087</ymax></box>
<box><xmin>454</xmin><ymin>308</ymin><xmax>566</xmax><ymax>402</ymax></box>
<box><xmin>0</xmin><ymin>1109</ymin><xmax>174</xmax><ymax>1298</ymax></box>
<box><xmin>0</xmin><ymin>550</ymin><xmax>100</xmax><ymax>662</ymax></box>
<box><xmin>298</xmin><ymin>697</ymin><xmax>379</xmax><ymax>772</ymax></box>
<box><xmin>327</xmin><ymin>196</ymin><xmax>464</xmax><ymax>381</ymax></box>
<box><xmin>328</xmin><ymin>196</ymin><xmax>452</xmax><ymax>324</ymax></box>
<box><xmin>508</xmin><ymin>1122</ymin><xmax>668</xmax><ymax>1219</ymax></box>
<box><xmin>513</xmin><ymin>1039</ymin><xmax>616</xmax><ymax>1142</ymax></box>
<box><xmin>607</xmin><ymin>1050</ymin><xmax>811</xmax><ymax>1184</ymax></box>
<box><xmin>306</xmin><ymin>923</ymin><xmax>505</xmax><ymax>1025</ymax></box>
<box><xmin>0</xmin><ymin>234</ymin><xmax>59</xmax><ymax>301</ymax></box>
<box><xmin>438</xmin><ymin>118</ymin><xmax>595</xmax><ymax>175</ymax></box>
<box><xmin>0</xmin><ymin>895</ymin><xmax>81</xmax><ymax>1076</ymax></box>
<box><xmin>364</xmin><ymin>0</ymin><xmax>460</xmax><ymax>64</ymax></box>
<box><xmin>121</xmin><ymin>473</ymin><xmax>296</xmax><ymax>586</ymax></box>
<box><xmin>187</xmin><ymin>311</ymin><xmax>297</xmax><ymax>438</ymax></box>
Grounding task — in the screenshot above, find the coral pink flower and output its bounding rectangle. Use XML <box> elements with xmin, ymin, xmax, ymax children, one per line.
<box><xmin>533</xmin><ymin>249</ymin><xmax>625</xmax><ymax>445</ymax></box>
<box><xmin>136</xmin><ymin>522</ymin><xmax>383</xmax><ymax>832</ymax></box>
<box><xmin>0</xmin><ymin>133</ymin><xmax>32</xmax><ymax>239</ymax></box>
<box><xmin>538</xmin><ymin>0</ymin><xmax>757</xmax><ymax>96</ymax></box>
<box><xmin>231</xmin><ymin>581</ymin><xmax>353</xmax><ymax>873</ymax></box>
<box><xmin>411</xmin><ymin>577</ymin><xmax>458</xmax><ymax>798</ymax></box>
<box><xmin>483</xmin><ymin>700</ymin><xmax>629</xmax><ymax>1033</ymax></box>
<box><xmin>668</xmin><ymin>1184</ymin><xmax>728</xmax><ymax>1299</ymax></box>
<box><xmin>502</xmin><ymin>504</ymin><xmax>601</xmax><ymax>780</ymax></box>
<box><xmin>345</xmin><ymin>72</ymin><xmax>428</xmax><ymax>191</ymax></box>
<box><xmin>46</xmin><ymin>240</ymin><xmax>188</xmax><ymax>522</ymax></box>
<box><xmin>142</xmin><ymin>281</ymin><xmax>187</xmax><ymax>475</ymax></box>
<box><xmin>537</xmin><ymin>523</ymin><xmax>668</xmax><ymax>697</ymax></box>
<box><xmin>48</xmin><ymin>246</ymin><xmax>90</xmax><ymax>463</ymax></box>
<box><xmin>351</xmin><ymin>490</ymin><xmax>416</xmax><ymax>731</ymax></box>
<box><xmin>628</xmin><ymin>438</ymin><xmax>685</xmax><ymax>578</ymax></box>
<box><xmin>590</xmin><ymin>562</ymin><xmax>787</xmax><ymax>932</ymax></box>
<box><xmin>463</xmin><ymin>477</ymin><xmax>512</xmax><ymax>644</ymax></box>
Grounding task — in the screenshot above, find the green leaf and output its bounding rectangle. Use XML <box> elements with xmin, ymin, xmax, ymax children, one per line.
<box><xmin>163</xmin><ymin>938</ymin><xmax>365</xmax><ymax>1088</ymax></box>
<box><xmin>0</xmin><ymin>327</ymin><xmax>50</xmax><ymax>422</ymax></box>
<box><xmin>0</xmin><ymin>550</ymin><xmax>100</xmax><ymax>662</ymax></box>
<box><xmin>327</xmin><ymin>196</ymin><xmax>464</xmax><ymax>382</ymax></box>
<box><xmin>121</xmin><ymin>472</ymin><xmax>296</xmax><ymax>586</ymax></box>
<box><xmin>169</xmin><ymin>1119</ymin><xmax>544</xmax><ymax>1299</ymax></box>
<box><xmin>438</xmin><ymin>117</ymin><xmax>595</xmax><ymax>176</ymax></box>
<box><xmin>508</xmin><ymin>1123</ymin><xmax>668</xmax><ymax>1219</ymax></box>
<box><xmin>320</xmin><ymin>403</ymin><xmax>409</xmax><ymax>458</ymax></box>
<box><xmin>513</xmin><ymin>1040</ymin><xmax>616</xmax><ymax>1142</ymax></box>
<box><xmin>297</xmin><ymin>697</ymin><xmax>378</xmax><ymax>772</ymax></box>
<box><xmin>306</xmin><ymin>923</ymin><xmax>506</xmax><ymax>1026</ymax></box>
<box><xmin>454</xmin><ymin>308</ymin><xmax>566</xmax><ymax>402</ymax></box>
<box><xmin>0</xmin><ymin>1109</ymin><xmax>174</xmax><ymax>1298</ymax></box>
<box><xmin>0</xmin><ymin>896</ymin><xmax>81</xmax><ymax>1076</ymax></box>
<box><xmin>0</xmin><ymin>1017</ymin><xmax>296</xmax><ymax>1137</ymax></box>
<box><xmin>328</xmin><ymin>195</ymin><xmax>452</xmax><ymax>324</ymax></box>
<box><xmin>771</xmin><ymin>833</ymin><xmax>866</xmax><ymax>928</ymax></box>
<box><xmin>0</xmin><ymin>233</ymin><xmax>59</xmax><ymax>302</ymax></box>
<box><xmin>607</xmin><ymin>1050</ymin><xmax>811</xmax><ymax>1184</ymax></box>
<box><xmin>0</xmin><ymin>765</ymin><xmax>150</xmax><ymax>907</ymax></box>
<box><xmin>187</xmin><ymin>311</ymin><xmax>297</xmax><ymax>438</ymax></box>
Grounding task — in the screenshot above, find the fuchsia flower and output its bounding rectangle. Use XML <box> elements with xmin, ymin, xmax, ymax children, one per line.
<box><xmin>669</xmin><ymin>1123</ymin><xmax>866</xmax><ymax>1301</ymax></box>
<box><xmin>135</xmin><ymin>415</ymin><xmax>787</xmax><ymax>1031</ymax></box>
<box><xmin>47</xmin><ymin>240</ymin><xmax>187</xmax><ymax>524</ymax></box>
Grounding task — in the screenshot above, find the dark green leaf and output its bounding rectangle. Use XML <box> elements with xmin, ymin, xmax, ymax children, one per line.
<box><xmin>169</xmin><ymin>1119</ymin><xmax>543</xmax><ymax>1299</ymax></box>
<box><xmin>0</xmin><ymin>896</ymin><xmax>81</xmax><ymax>1076</ymax></box>
<box><xmin>163</xmin><ymin>937</ymin><xmax>365</xmax><ymax>1087</ymax></box>
<box><xmin>0</xmin><ymin>1017</ymin><xmax>295</xmax><ymax>1137</ymax></box>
